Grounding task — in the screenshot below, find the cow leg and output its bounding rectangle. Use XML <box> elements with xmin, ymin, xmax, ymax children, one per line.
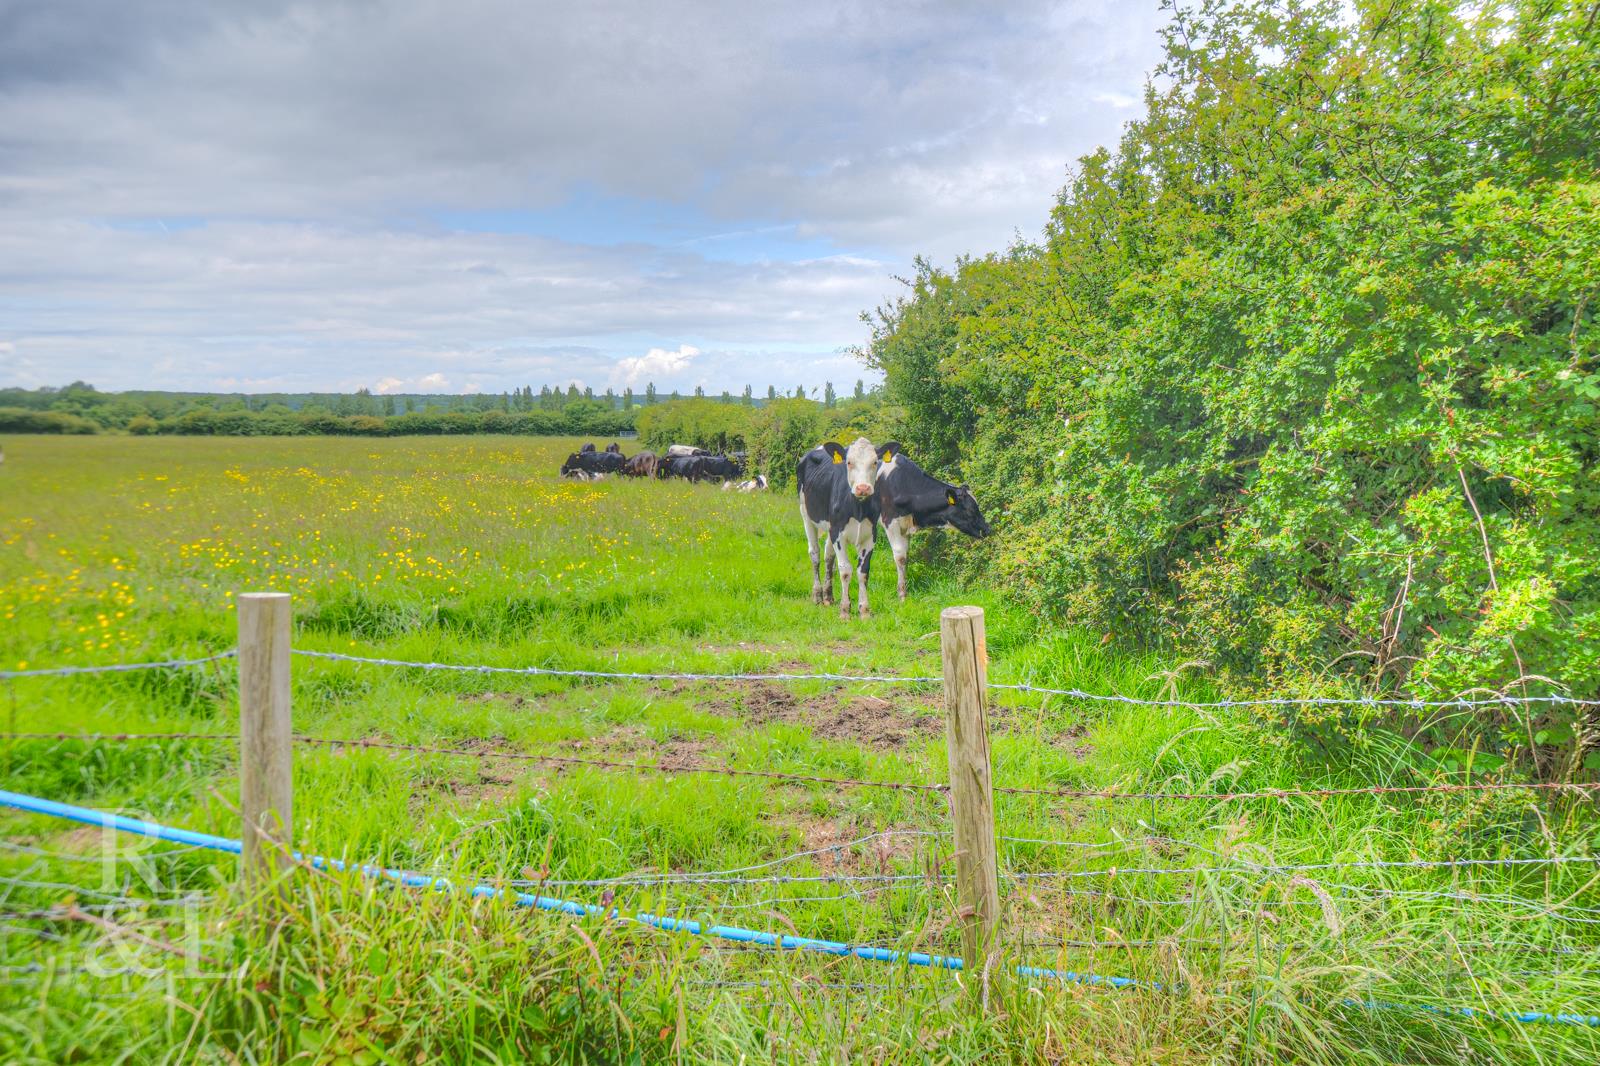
<box><xmin>884</xmin><ymin>516</ymin><xmax>912</xmax><ymax>601</ymax></box>
<box><xmin>823</xmin><ymin>535</ymin><xmax>837</xmax><ymax>606</ymax></box>
<box><xmin>833</xmin><ymin>534</ymin><xmax>853</xmax><ymax>620</ymax></box>
<box><xmin>856</xmin><ymin>539</ymin><xmax>873</xmax><ymax>619</ymax></box>
<box><xmin>802</xmin><ymin>509</ymin><xmax>825</xmax><ymax>604</ymax></box>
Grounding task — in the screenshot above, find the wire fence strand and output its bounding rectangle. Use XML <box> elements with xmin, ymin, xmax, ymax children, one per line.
<box><xmin>0</xmin><ymin>652</ymin><xmax>237</xmax><ymax>680</ymax></box>
<box><xmin>9</xmin><ymin>730</ymin><xmax>1600</xmax><ymax>805</ymax></box>
<box><xmin>7</xmin><ymin>646</ymin><xmax>1591</xmax><ymax>714</ymax></box>
<box><xmin>290</xmin><ymin>649</ymin><xmax>1593</xmax><ymax>710</ymax></box>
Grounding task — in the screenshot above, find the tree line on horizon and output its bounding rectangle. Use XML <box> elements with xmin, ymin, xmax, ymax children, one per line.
<box><xmin>0</xmin><ymin>378</ymin><xmax>876</xmax><ymax>437</ymax></box>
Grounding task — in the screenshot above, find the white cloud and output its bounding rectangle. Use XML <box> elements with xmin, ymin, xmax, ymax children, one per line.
<box><xmin>416</xmin><ymin>372</ymin><xmax>449</xmax><ymax>390</ymax></box>
<box><xmin>461</xmin><ymin>382</ymin><xmax>482</xmax><ymax>394</ymax></box>
<box><xmin>0</xmin><ymin>0</ymin><xmax>1167</xmax><ymax>390</ymax></box>
<box><xmin>373</xmin><ymin>376</ymin><xmax>405</xmax><ymax>394</ymax></box>
<box><xmin>612</xmin><ymin>344</ymin><xmax>701</xmax><ymax>387</ymax></box>
<box><xmin>1091</xmin><ymin>90</ymin><xmax>1139</xmax><ymax>110</ymax></box>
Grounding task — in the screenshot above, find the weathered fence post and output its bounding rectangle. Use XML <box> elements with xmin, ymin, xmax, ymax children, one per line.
<box><xmin>940</xmin><ymin>605</ymin><xmax>1001</xmax><ymax>986</ymax></box>
<box><xmin>238</xmin><ymin>592</ymin><xmax>292</xmax><ymax>906</ymax></box>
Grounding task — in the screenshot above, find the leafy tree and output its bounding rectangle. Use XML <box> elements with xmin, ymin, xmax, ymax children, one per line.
<box><xmin>865</xmin><ymin>0</ymin><xmax>1600</xmax><ymax>754</ymax></box>
<box><xmin>824</xmin><ymin>381</ymin><xmax>836</xmax><ymax>408</ymax></box>
<box><xmin>636</xmin><ymin>398</ymin><xmax>753</xmax><ymax>454</ymax></box>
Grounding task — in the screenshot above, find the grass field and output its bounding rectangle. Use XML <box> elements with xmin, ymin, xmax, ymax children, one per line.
<box><xmin>2</xmin><ymin>434</ymin><xmax>1598</xmax><ymax>1064</ymax></box>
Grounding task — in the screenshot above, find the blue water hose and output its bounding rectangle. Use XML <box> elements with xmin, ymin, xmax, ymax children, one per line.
<box><xmin>2</xmin><ymin>788</ymin><xmax>1594</xmax><ymax>1026</ymax></box>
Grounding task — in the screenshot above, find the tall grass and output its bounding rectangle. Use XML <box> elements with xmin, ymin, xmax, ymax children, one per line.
<box><xmin>1</xmin><ymin>434</ymin><xmax>1597</xmax><ymax>1063</ymax></box>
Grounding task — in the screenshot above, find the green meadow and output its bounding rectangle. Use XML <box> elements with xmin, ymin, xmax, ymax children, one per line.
<box><xmin>1</xmin><ymin>434</ymin><xmax>1597</xmax><ymax>1064</ymax></box>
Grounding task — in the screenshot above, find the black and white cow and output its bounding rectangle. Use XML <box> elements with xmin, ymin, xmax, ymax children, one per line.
<box><xmin>797</xmin><ymin>438</ymin><xmax>890</xmax><ymax>619</ymax></box>
<box><xmin>661</xmin><ymin>455</ymin><xmax>709</xmax><ymax>481</ymax></box>
<box><xmin>698</xmin><ymin>454</ymin><xmax>745</xmax><ymax>480</ymax></box>
<box><xmin>560</xmin><ymin>450</ymin><xmax>626</xmax><ymax>477</ymax></box>
<box><xmin>664</xmin><ymin>444</ymin><xmax>709</xmax><ymax>459</ymax></box>
<box><xmin>874</xmin><ymin>443</ymin><xmax>992</xmax><ymax>600</ymax></box>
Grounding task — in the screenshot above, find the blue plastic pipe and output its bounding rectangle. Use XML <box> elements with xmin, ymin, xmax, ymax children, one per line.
<box><xmin>0</xmin><ymin>788</ymin><xmax>1131</xmax><ymax>985</ymax></box>
<box><xmin>3</xmin><ymin>788</ymin><xmax>1594</xmax><ymax>1026</ymax></box>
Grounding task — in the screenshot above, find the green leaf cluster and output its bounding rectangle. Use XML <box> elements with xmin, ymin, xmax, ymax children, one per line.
<box><xmin>866</xmin><ymin>0</ymin><xmax>1600</xmax><ymax>720</ymax></box>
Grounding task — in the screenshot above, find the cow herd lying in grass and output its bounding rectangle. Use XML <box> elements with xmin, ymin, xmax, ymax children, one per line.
<box><xmin>558</xmin><ymin>442</ymin><xmax>762</xmax><ymax>489</ymax></box>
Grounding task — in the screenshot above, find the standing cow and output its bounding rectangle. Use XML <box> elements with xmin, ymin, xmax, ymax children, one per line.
<box><xmin>874</xmin><ymin>443</ymin><xmax>992</xmax><ymax>600</ymax></box>
<box><xmin>621</xmin><ymin>451</ymin><xmax>659</xmax><ymax>478</ymax></box>
<box><xmin>797</xmin><ymin>438</ymin><xmax>890</xmax><ymax>619</ymax></box>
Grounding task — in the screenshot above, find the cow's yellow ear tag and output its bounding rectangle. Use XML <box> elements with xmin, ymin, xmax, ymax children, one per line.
<box><xmin>832</xmin><ymin>453</ymin><xmax>843</xmax><ymax>463</ymax></box>
<box><xmin>947</xmin><ymin>491</ymin><xmax>957</xmax><ymax>506</ymax></box>
<box><xmin>883</xmin><ymin>449</ymin><xmax>894</xmax><ymax>462</ymax></box>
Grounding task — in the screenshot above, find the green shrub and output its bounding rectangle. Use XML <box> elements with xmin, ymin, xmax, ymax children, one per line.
<box><xmin>865</xmin><ymin>0</ymin><xmax>1600</xmax><ymax>740</ymax></box>
<box><xmin>0</xmin><ymin>407</ymin><xmax>98</xmax><ymax>434</ymax></box>
<box><xmin>636</xmin><ymin>398</ymin><xmax>753</xmax><ymax>454</ymax></box>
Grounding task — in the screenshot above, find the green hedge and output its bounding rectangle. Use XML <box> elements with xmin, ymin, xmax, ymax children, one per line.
<box><xmin>0</xmin><ymin>407</ymin><xmax>99</xmax><ymax>434</ymax></box>
<box><xmin>865</xmin><ymin>1</ymin><xmax>1600</xmax><ymax>743</ymax></box>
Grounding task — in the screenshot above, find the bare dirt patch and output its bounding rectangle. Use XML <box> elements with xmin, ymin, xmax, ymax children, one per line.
<box><xmin>554</xmin><ymin>725</ymin><xmax>711</xmax><ymax>772</ymax></box>
<box><xmin>696</xmin><ymin>680</ymin><xmax>942</xmax><ymax>750</ymax></box>
<box><xmin>409</xmin><ymin>764</ymin><xmax>517</xmax><ymax>811</ymax></box>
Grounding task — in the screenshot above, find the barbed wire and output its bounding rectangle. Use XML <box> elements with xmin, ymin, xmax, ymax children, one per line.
<box><xmin>293</xmin><ymin>648</ymin><xmax>1593</xmax><ymax>709</ymax></box>
<box><xmin>0</xmin><ymin>871</ymin><xmax>211</xmax><ymax>910</ymax></box>
<box><xmin>0</xmin><ymin>652</ymin><xmax>236</xmax><ymax>680</ymax></box>
<box><xmin>0</xmin><ymin>839</ymin><xmax>217</xmax><ymax>864</ymax></box>
<box><xmin>291</xmin><ymin>649</ymin><xmax>944</xmax><ymax>687</ymax></box>
<box><xmin>10</xmin><ymin>730</ymin><xmax>1600</xmax><ymax>805</ymax></box>
<box><xmin>493</xmin><ymin>829</ymin><xmax>945</xmax><ymax>887</ymax></box>
<box><xmin>7</xmin><ymin>645</ymin><xmax>1591</xmax><ymax>713</ymax></box>
<box><xmin>985</xmin><ymin>682</ymin><xmax>1592</xmax><ymax>710</ymax></box>
<box><xmin>1000</xmin><ymin>854</ymin><xmax>1600</xmax><ymax>883</ymax></box>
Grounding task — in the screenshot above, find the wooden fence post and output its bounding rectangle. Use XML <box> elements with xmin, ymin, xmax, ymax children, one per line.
<box><xmin>238</xmin><ymin>592</ymin><xmax>292</xmax><ymax>904</ymax></box>
<box><xmin>940</xmin><ymin>605</ymin><xmax>1001</xmax><ymax>985</ymax></box>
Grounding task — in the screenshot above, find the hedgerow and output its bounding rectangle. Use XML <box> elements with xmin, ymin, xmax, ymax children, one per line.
<box><xmin>864</xmin><ymin>0</ymin><xmax>1600</xmax><ymax>756</ymax></box>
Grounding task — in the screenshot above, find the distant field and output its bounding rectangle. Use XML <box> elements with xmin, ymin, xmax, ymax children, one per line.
<box><xmin>2</xmin><ymin>434</ymin><xmax>1596</xmax><ymax>1064</ymax></box>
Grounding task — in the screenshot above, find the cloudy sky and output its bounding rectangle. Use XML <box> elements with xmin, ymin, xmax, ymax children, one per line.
<box><xmin>0</xmin><ymin>1</ymin><xmax>1164</xmax><ymax>396</ymax></box>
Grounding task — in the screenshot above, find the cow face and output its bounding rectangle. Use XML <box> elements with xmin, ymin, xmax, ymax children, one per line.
<box><xmin>945</xmin><ymin>485</ymin><xmax>992</xmax><ymax>538</ymax></box>
<box><xmin>843</xmin><ymin>437</ymin><xmax>881</xmax><ymax>499</ymax></box>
